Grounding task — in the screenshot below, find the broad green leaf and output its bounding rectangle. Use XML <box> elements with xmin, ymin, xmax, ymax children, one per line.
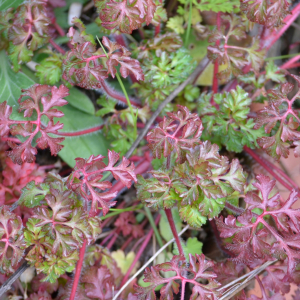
<box><xmin>0</xmin><ymin>50</ymin><xmax>34</xmax><ymax>107</ymax></box>
<box><xmin>19</xmin><ymin>181</ymin><xmax>50</xmax><ymax>208</ymax></box>
<box><xmin>56</xmin><ymin>105</ymin><xmax>109</xmax><ymax>167</ymax></box>
<box><xmin>173</xmin><ymin>237</ymin><xmax>203</xmax><ymax>260</ymax></box>
<box><xmin>66</xmin><ymin>87</ymin><xmax>95</xmax><ymax>115</ymax></box>
<box><xmin>159</xmin><ymin>208</ymin><xmax>182</xmax><ymax>242</ymax></box>
<box><xmin>0</xmin><ymin>0</ymin><xmax>24</xmax><ymax>10</ymax></box>
<box><xmin>111</xmin><ymin>250</ymin><xmax>137</xmax><ymax>275</ymax></box>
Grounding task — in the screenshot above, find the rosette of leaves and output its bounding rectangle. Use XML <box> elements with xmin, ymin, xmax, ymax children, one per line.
<box><xmin>0</xmin><ymin>0</ymin><xmax>51</xmax><ymax>71</ymax></box>
<box><xmin>62</xmin><ymin>19</ymin><xmax>144</xmax><ymax>90</ymax></box>
<box><xmin>240</xmin><ymin>0</ymin><xmax>291</xmax><ymax>28</ymax></box>
<box><xmin>207</xmin><ymin>15</ymin><xmax>265</xmax><ymax>81</ymax></box>
<box><xmin>198</xmin><ymin>86</ymin><xmax>265</xmax><ymax>152</ymax></box>
<box><xmin>134</xmin><ymin>254</ymin><xmax>220</xmax><ymax>299</ymax></box>
<box><xmin>136</xmin><ymin>105</ymin><xmax>246</xmax><ymax>227</ymax></box>
<box><xmin>95</xmin><ymin>0</ymin><xmax>157</xmax><ymax>34</ymax></box>
<box><xmin>67</xmin><ymin>150</ymin><xmax>137</xmax><ymax>216</ymax></box>
<box><xmin>0</xmin><ymin>206</ymin><xmax>25</xmax><ymax>273</ymax></box>
<box><xmin>216</xmin><ymin>174</ymin><xmax>300</xmax><ymax>274</ymax></box>
<box><xmin>254</xmin><ymin>74</ymin><xmax>300</xmax><ymax>160</ymax></box>
<box><xmin>0</xmin><ymin>84</ymin><xmax>69</xmax><ymax>164</ymax></box>
<box><xmin>23</xmin><ymin>179</ymin><xmax>101</xmax><ymax>282</ymax></box>
<box><xmin>133</xmin><ymin>47</ymin><xmax>196</xmax><ymax>110</ymax></box>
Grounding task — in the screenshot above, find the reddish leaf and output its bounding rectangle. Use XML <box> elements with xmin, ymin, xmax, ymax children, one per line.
<box><xmin>103</xmin><ymin>36</ymin><xmax>144</xmax><ymax>81</ymax></box>
<box><xmin>115</xmin><ymin>211</ymin><xmax>144</xmax><ymax>238</ymax></box>
<box><xmin>134</xmin><ymin>254</ymin><xmax>219</xmax><ymax>299</ymax></box>
<box><xmin>0</xmin><ymin>84</ymin><xmax>68</xmax><ymax>164</ymax></box>
<box><xmin>0</xmin><ymin>206</ymin><xmax>25</xmax><ymax>273</ymax></box>
<box><xmin>216</xmin><ymin>174</ymin><xmax>300</xmax><ymax>273</ymax></box>
<box><xmin>241</xmin><ymin>0</ymin><xmax>291</xmax><ymax>28</ymax></box>
<box><xmin>67</xmin><ymin>151</ymin><xmax>136</xmax><ymax>216</ymax></box>
<box><xmin>147</xmin><ymin>105</ymin><xmax>203</xmax><ymax>163</ymax></box>
<box><xmin>81</xmin><ymin>266</ymin><xmax>115</xmax><ymax>300</ymax></box>
<box><xmin>255</xmin><ymin>77</ymin><xmax>300</xmax><ymax>160</ymax></box>
<box><xmin>98</xmin><ymin>0</ymin><xmax>156</xmax><ymax>33</ymax></box>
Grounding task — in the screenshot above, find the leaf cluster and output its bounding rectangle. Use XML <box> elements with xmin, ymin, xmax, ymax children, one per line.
<box><xmin>136</xmin><ymin>105</ymin><xmax>246</xmax><ymax>228</ymax></box>
<box><xmin>198</xmin><ymin>86</ymin><xmax>265</xmax><ymax>152</ymax></box>
<box><xmin>0</xmin><ymin>84</ymin><xmax>69</xmax><ymax>164</ymax></box>
<box><xmin>0</xmin><ymin>0</ymin><xmax>51</xmax><ymax>71</ymax></box>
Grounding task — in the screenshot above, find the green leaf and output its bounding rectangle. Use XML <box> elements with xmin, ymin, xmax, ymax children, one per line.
<box><xmin>159</xmin><ymin>208</ymin><xmax>182</xmax><ymax>242</ymax></box>
<box><xmin>56</xmin><ymin>105</ymin><xmax>109</xmax><ymax>167</ymax></box>
<box><xmin>173</xmin><ymin>237</ymin><xmax>203</xmax><ymax>259</ymax></box>
<box><xmin>198</xmin><ymin>196</ymin><xmax>226</xmax><ymax>219</ymax></box>
<box><xmin>111</xmin><ymin>250</ymin><xmax>137</xmax><ymax>275</ymax></box>
<box><xmin>179</xmin><ymin>203</ymin><xmax>206</xmax><ymax>228</ymax></box>
<box><xmin>265</xmin><ymin>61</ymin><xmax>286</xmax><ymax>83</ymax></box>
<box><xmin>0</xmin><ymin>0</ymin><xmax>24</xmax><ymax>10</ymax></box>
<box><xmin>19</xmin><ymin>181</ymin><xmax>50</xmax><ymax>208</ymax></box>
<box><xmin>66</xmin><ymin>87</ymin><xmax>95</xmax><ymax>115</ymax></box>
<box><xmin>0</xmin><ymin>50</ymin><xmax>34</xmax><ymax>107</ymax></box>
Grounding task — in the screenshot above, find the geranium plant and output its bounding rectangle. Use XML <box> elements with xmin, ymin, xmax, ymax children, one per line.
<box><xmin>0</xmin><ymin>0</ymin><xmax>300</xmax><ymax>299</ymax></box>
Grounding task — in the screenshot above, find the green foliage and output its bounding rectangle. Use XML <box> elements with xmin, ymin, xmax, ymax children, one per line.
<box><xmin>198</xmin><ymin>86</ymin><xmax>265</xmax><ymax>152</ymax></box>
<box><xmin>178</xmin><ymin>0</ymin><xmax>240</xmax><ymax>13</ymax></box>
<box><xmin>173</xmin><ymin>237</ymin><xmax>203</xmax><ymax>259</ymax></box>
<box><xmin>18</xmin><ymin>181</ymin><xmax>50</xmax><ymax>208</ymax></box>
<box><xmin>35</xmin><ymin>50</ymin><xmax>64</xmax><ymax>85</ymax></box>
<box><xmin>134</xmin><ymin>48</ymin><xmax>196</xmax><ymax>110</ymax></box>
<box><xmin>23</xmin><ymin>178</ymin><xmax>101</xmax><ymax>282</ymax></box>
<box><xmin>159</xmin><ymin>209</ymin><xmax>182</xmax><ymax>242</ymax></box>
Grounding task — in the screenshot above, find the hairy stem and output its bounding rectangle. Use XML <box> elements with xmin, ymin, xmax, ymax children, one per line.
<box><xmin>55</xmin><ymin>125</ymin><xmax>104</xmax><ymax>137</ymax></box>
<box><xmin>181</xmin><ymin>281</ymin><xmax>186</xmax><ymax>300</ymax></box>
<box><xmin>244</xmin><ymin>146</ymin><xmax>294</xmax><ymax>192</ymax></box>
<box><xmin>119</xmin><ymin>215</ymin><xmax>161</xmax><ymax>287</ymax></box>
<box><xmin>165</xmin><ymin>209</ymin><xmax>184</xmax><ymax>256</ymax></box>
<box><xmin>49</xmin><ymin>39</ymin><xmax>66</xmax><ymax>54</ymax></box>
<box><xmin>225</xmin><ymin>201</ymin><xmax>244</xmax><ymax>215</ymax></box>
<box><xmin>101</xmin><ymin>80</ymin><xmax>141</xmax><ymax>107</ymax></box>
<box><xmin>69</xmin><ymin>240</ymin><xmax>87</xmax><ymax>300</ymax></box>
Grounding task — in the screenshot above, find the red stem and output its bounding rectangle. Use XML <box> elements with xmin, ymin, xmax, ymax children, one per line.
<box><xmin>155</xmin><ymin>24</ymin><xmax>160</xmax><ymax>36</ymax></box>
<box><xmin>69</xmin><ymin>240</ymin><xmax>87</xmax><ymax>300</ymax></box>
<box><xmin>119</xmin><ymin>215</ymin><xmax>160</xmax><ymax>287</ymax></box>
<box><xmin>266</xmin><ymin>3</ymin><xmax>300</xmax><ymax>51</ymax></box>
<box><xmin>101</xmin><ymin>80</ymin><xmax>141</xmax><ymax>108</ymax></box>
<box><xmin>181</xmin><ymin>281</ymin><xmax>186</xmax><ymax>300</ymax></box>
<box><xmin>165</xmin><ymin>208</ymin><xmax>184</xmax><ymax>256</ymax></box>
<box><xmin>106</xmin><ymin>229</ymin><xmax>120</xmax><ymax>250</ymax></box>
<box><xmin>261</xmin><ymin>157</ymin><xmax>299</xmax><ymax>189</ymax></box>
<box><xmin>53</xmin><ymin>22</ymin><xmax>65</xmax><ymax>36</ymax></box>
<box><xmin>225</xmin><ymin>202</ymin><xmax>244</xmax><ymax>215</ymax></box>
<box><xmin>121</xmin><ymin>236</ymin><xmax>134</xmax><ymax>250</ymax></box>
<box><xmin>244</xmin><ymin>146</ymin><xmax>295</xmax><ymax>192</ymax></box>
<box><xmin>280</xmin><ymin>54</ymin><xmax>300</xmax><ymax>69</ymax></box>
<box><xmin>1</xmin><ymin>137</ymin><xmax>21</xmax><ymax>143</ymax></box>
<box><xmin>49</xmin><ymin>39</ymin><xmax>66</xmax><ymax>54</ymax></box>
<box><xmin>55</xmin><ymin>125</ymin><xmax>104</xmax><ymax>137</ymax></box>
<box><xmin>100</xmin><ymin>231</ymin><xmax>115</xmax><ymax>246</ymax></box>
